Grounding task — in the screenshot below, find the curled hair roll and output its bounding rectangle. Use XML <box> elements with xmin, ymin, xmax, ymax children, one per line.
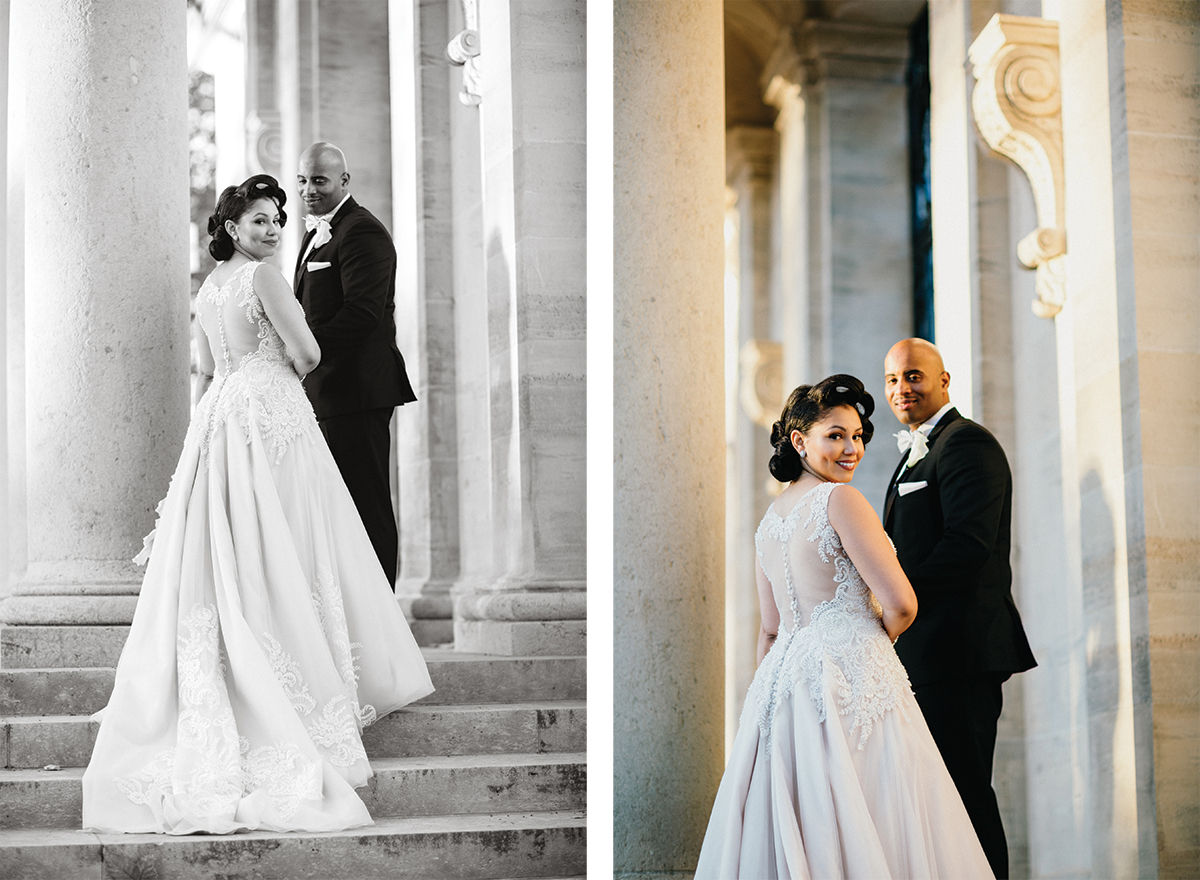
<box><xmin>206</xmin><ymin>174</ymin><xmax>289</xmax><ymax>262</ymax></box>
<box><xmin>767</xmin><ymin>374</ymin><xmax>876</xmax><ymax>483</ymax></box>
<box><xmin>768</xmin><ymin>385</ymin><xmax>810</xmax><ymax>483</ymax></box>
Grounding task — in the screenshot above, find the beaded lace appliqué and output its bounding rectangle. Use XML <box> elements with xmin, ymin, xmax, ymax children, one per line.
<box><xmin>115</xmin><ymin>604</ymin><xmax>322</xmax><ymax>820</ymax></box>
<box><xmin>264</xmin><ymin>633</ymin><xmax>317</xmax><ymax>715</ymax></box>
<box><xmin>194</xmin><ymin>261</ymin><xmax>317</xmax><ymax>464</ymax></box>
<box><xmin>310</xmin><ymin>565</ymin><xmax>376</xmax><ymax>727</ymax></box>
<box><xmin>741</xmin><ymin>482</ymin><xmax>912</xmax><ymax>750</ymax></box>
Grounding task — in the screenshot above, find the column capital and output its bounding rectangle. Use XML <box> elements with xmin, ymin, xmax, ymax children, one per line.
<box><xmin>969</xmin><ymin>14</ymin><xmax>1066</xmax><ymax>318</ymax></box>
<box><xmin>761</xmin><ymin>26</ymin><xmax>804</xmax><ymax>108</ymax></box>
<box><xmin>763</xmin><ymin>19</ymin><xmax>909</xmax><ymax>105</ymax></box>
<box><xmin>726</xmin><ymin>125</ymin><xmax>777</xmax><ymax>186</ymax></box>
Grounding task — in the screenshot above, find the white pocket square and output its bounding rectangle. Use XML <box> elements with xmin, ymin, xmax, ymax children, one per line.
<box><xmin>897</xmin><ymin>480</ymin><xmax>928</xmax><ymax>496</ymax></box>
<box><xmin>307</xmin><ymin>261</ymin><xmax>332</xmax><ymax>271</ymax></box>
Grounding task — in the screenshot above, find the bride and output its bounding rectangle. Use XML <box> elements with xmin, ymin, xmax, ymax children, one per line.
<box><xmin>695</xmin><ymin>375</ymin><xmax>993</xmax><ymax>879</ymax></box>
<box><xmin>81</xmin><ymin>174</ymin><xmax>433</xmax><ymax>835</ymax></box>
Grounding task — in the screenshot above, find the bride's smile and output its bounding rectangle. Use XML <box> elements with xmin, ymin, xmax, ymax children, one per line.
<box><xmin>227</xmin><ymin>197</ymin><xmax>282</xmax><ymax>260</ymax></box>
<box><xmin>792</xmin><ymin>403</ymin><xmax>865</xmax><ymax>484</ymax></box>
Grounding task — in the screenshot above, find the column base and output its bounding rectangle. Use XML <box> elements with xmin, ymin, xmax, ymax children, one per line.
<box><xmin>395</xmin><ymin>579</ymin><xmax>455</xmax><ymax>647</ymax></box>
<box><xmin>0</xmin><ymin>594</ymin><xmax>139</xmax><ymax>625</ymax></box>
<box><xmin>453</xmin><ymin>589</ymin><xmax>586</xmax><ymax>656</ymax></box>
<box><xmin>0</xmin><ymin>563</ymin><xmax>143</xmax><ymax>626</ymax></box>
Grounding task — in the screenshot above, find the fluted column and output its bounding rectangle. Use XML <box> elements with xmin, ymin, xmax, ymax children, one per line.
<box><xmin>0</xmin><ymin>0</ymin><xmax>190</xmax><ymax>626</ymax></box>
<box><xmin>614</xmin><ymin>1</ymin><xmax>726</xmax><ymax>872</ymax></box>
<box><xmin>452</xmin><ymin>0</ymin><xmax>586</xmax><ymax>655</ymax></box>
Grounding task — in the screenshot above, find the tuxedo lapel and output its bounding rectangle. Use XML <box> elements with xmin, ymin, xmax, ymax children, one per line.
<box><xmin>294</xmin><ymin>228</ymin><xmax>317</xmax><ymax>292</ymax></box>
<box><xmin>926</xmin><ymin>408</ymin><xmax>960</xmax><ymax>445</ymax></box>
<box><xmin>883</xmin><ymin>454</ymin><xmax>908</xmax><ymax>525</ymax></box>
<box><xmin>883</xmin><ymin>408</ymin><xmax>962</xmax><ymax>526</ymax></box>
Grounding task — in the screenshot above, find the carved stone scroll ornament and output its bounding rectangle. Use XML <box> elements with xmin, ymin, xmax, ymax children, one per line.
<box><xmin>246</xmin><ymin>110</ymin><xmax>282</xmax><ymax>177</ymax></box>
<box><xmin>969</xmin><ymin>15</ymin><xmax>1066</xmax><ymax>318</ymax></box>
<box><xmin>447</xmin><ymin>0</ymin><xmax>481</xmax><ymax>106</ymax></box>
<box><xmin>739</xmin><ymin>339</ymin><xmax>784</xmax><ymax>430</ymax></box>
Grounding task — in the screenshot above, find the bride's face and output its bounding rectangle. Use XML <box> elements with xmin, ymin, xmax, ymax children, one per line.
<box><xmin>792</xmin><ymin>405</ymin><xmax>864</xmax><ymax>483</ymax></box>
<box><xmin>228</xmin><ymin>198</ymin><xmax>281</xmax><ymax>260</ymax></box>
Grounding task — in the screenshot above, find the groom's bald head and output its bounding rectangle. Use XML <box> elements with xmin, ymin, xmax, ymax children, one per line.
<box><xmin>297</xmin><ymin>142</ymin><xmax>350</xmax><ymax>216</ymax></box>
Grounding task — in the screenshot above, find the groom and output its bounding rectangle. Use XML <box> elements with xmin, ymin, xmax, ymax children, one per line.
<box><xmin>294</xmin><ymin>142</ymin><xmax>417</xmax><ymax>587</ymax></box>
<box><xmin>882</xmin><ymin>338</ymin><xmax>1035</xmax><ymax>880</ymax></box>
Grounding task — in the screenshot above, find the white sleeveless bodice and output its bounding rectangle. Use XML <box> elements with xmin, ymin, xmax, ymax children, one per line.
<box><xmin>742</xmin><ymin>481</ymin><xmax>912</xmax><ymax>749</ymax></box>
<box><xmin>193</xmin><ymin>261</ymin><xmax>316</xmax><ymax>463</ymax></box>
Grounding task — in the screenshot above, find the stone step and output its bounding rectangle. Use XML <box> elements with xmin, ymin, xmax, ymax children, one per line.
<box><xmin>0</xmin><ymin>650</ymin><xmax>585</xmax><ymax>716</ymax></box>
<box><xmin>2</xmin><ymin>701</ymin><xmax>587</xmax><ymax>769</ymax></box>
<box><xmin>418</xmin><ymin>652</ymin><xmax>586</xmax><ymax>706</ymax></box>
<box><xmin>2</xmin><ymin>625</ymin><xmax>128</xmax><ymax>669</ymax></box>
<box><xmin>0</xmin><ymin>714</ymin><xmax>98</xmax><ymax>770</ymax></box>
<box><xmin>0</xmin><ymin>809</ymin><xmax>586</xmax><ymax>879</ymax></box>
<box><xmin>365</xmin><ymin>701</ymin><xmax>586</xmax><ymax>759</ymax></box>
<box><xmin>0</xmin><ymin>752</ymin><xmax>586</xmax><ymax>830</ymax></box>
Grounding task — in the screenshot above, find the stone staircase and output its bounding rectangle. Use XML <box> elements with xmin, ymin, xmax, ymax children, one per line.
<box><xmin>0</xmin><ymin>625</ymin><xmax>586</xmax><ymax>879</ymax></box>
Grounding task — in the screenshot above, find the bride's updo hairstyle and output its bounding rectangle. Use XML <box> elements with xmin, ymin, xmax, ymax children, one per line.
<box><xmin>206</xmin><ymin>174</ymin><xmax>289</xmax><ymax>261</ymax></box>
<box><xmin>768</xmin><ymin>374</ymin><xmax>876</xmax><ymax>482</ymax></box>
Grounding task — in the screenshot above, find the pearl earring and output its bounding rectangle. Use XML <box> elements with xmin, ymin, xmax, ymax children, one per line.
<box><xmin>799</xmin><ymin>449</ymin><xmax>807</xmax><ymax>458</ymax></box>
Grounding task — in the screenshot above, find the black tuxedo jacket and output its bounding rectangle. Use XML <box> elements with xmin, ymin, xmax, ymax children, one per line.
<box><xmin>293</xmin><ymin>196</ymin><xmax>417</xmax><ymax>420</ymax></box>
<box><xmin>883</xmin><ymin>408</ymin><xmax>1035</xmax><ymax>687</ymax></box>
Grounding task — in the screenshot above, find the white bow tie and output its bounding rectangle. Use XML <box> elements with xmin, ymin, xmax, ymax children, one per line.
<box><xmin>304</xmin><ymin>214</ymin><xmax>333</xmax><ymax>252</ymax></box>
<box><xmin>894</xmin><ymin>426</ymin><xmax>931</xmax><ymax>468</ymax></box>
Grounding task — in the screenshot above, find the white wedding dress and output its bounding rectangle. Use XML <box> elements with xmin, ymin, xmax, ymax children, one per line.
<box><xmin>695</xmin><ymin>481</ymin><xmax>994</xmax><ymax>879</ymax></box>
<box><xmin>82</xmin><ymin>260</ymin><xmax>434</xmax><ymax>834</ymax></box>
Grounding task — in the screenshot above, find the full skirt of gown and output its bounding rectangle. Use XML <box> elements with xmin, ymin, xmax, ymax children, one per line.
<box><xmin>82</xmin><ymin>261</ymin><xmax>434</xmax><ymax>834</ymax></box>
<box><xmin>695</xmin><ymin>481</ymin><xmax>994</xmax><ymax>879</ymax></box>
<box><xmin>696</xmin><ymin>644</ymin><xmax>995</xmax><ymax>879</ymax></box>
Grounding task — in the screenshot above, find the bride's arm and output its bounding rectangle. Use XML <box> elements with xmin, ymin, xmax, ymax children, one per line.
<box><xmin>756</xmin><ymin>557</ymin><xmax>780</xmax><ymax>665</ymax></box>
<box><xmin>828</xmin><ymin>485</ymin><xmax>917</xmax><ymax>641</ymax></box>
<box><xmin>193</xmin><ymin>316</ymin><xmax>214</xmax><ymax>406</ymax></box>
<box><xmin>253</xmin><ymin>263</ymin><xmax>321</xmax><ymax>376</ymax></box>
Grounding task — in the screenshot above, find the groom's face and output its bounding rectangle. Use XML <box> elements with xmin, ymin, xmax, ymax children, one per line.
<box><xmin>297</xmin><ymin>154</ymin><xmax>349</xmax><ymax>217</ymax></box>
<box><xmin>884</xmin><ymin>346</ymin><xmax>949</xmax><ymax>427</ymax></box>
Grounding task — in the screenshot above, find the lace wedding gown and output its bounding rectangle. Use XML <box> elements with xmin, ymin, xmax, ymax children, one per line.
<box><xmin>82</xmin><ymin>260</ymin><xmax>434</xmax><ymax>835</ymax></box>
<box><xmin>695</xmin><ymin>481</ymin><xmax>994</xmax><ymax>879</ymax></box>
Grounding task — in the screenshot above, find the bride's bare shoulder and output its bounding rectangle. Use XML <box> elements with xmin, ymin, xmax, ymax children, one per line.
<box><xmin>827</xmin><ymin>483</ymin><xmax>881</xmax><ymax>530</ymax></box>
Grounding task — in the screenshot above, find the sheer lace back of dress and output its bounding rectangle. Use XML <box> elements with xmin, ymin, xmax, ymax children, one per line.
<box><xmin>194</xmin><ymin>261</ymin><xmax>315</xmax><ymax>463</ymax></box>
<box><xmin>197</xmin><ymin>261</ymin><xmax>289</xmax><ymax>375</ymax></box>
<box><xmin>744</xmin><ymin>481</ymin><xmax>912</xmax><ymax>749</ymax></box>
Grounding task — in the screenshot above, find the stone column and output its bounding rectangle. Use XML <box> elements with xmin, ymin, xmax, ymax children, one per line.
<box><xmin>452</xmin><ymin>0</ymin><xmax>586</xmax><ymax>655</ymax></box>
<box><xmin>725</xmin><ymin>126</ymin><xmax>777</xmax><ymax>751</ymax></box>
<box><xmin>614</xmin><ymin>1</ymin><xmax>725</xmax><ymax>874</ymax></box>
<box><xmin>761</xmin><ymin>42</ymin><xmax>810</xmax><ymax>394</ymax></box>
<box><xmin>1053</xmin><ymin>10</ymin><xmax>1152</xmax><ymax>866</ymax></box>
<box><xmin>445</xmin><ymin>4</ymin><xmax>492</xmax><ymax>613</ymax></box>
<box><xmin>0</xmin><ymin>0</ymin><xmax>190</xmax><ymax>627</ymax></box>
<box><xmin>765</xmin><ymin>20</ymin><xmax>913</xmax><ymax>508</ymax></box>
<box><xmin>0</xmin><ymin>0</ymin><xmax>17</xmax><ymax>596</ymax></box>
<box><xmin>1112</xmin><ymin>2</ymin><xmax>1200</xmax><ymax>873</ymax></box>
<box><xmin>929</xmin><ymin>0</ymin><xmax>985</xmax><ymax>417</ymax></box>
<box><xmin>1056</xmin><ymin>1</ymin><xmax>1200</xmax><ymax>876</ymax></box>
<box><xmin>389</xmin><ymin>0</ymin><xmax>460</xmax><ymax>645</ymax></box>
<box><xmin>312</xmin><ymin>0</ymin><xmax>393</xmax><ymax>229</ymax></box>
